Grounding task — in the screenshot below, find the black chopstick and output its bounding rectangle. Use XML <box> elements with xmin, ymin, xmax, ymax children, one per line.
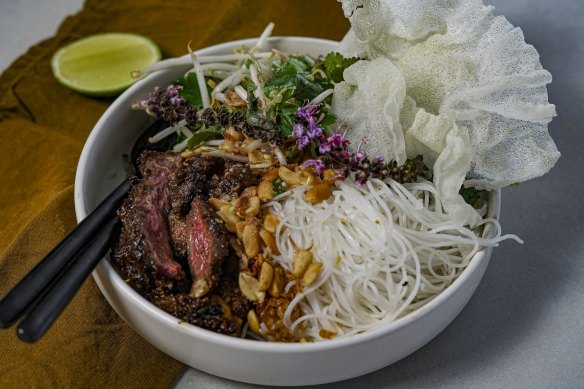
<box><xmin>16</xmin><ymin>216</ymin><xmax>121</xmax><ymax>343</ymax></box>
<box><xmin>0</xmin><ymin>180</ymin><xmax>130</xmax><ymax>328</ymax></box>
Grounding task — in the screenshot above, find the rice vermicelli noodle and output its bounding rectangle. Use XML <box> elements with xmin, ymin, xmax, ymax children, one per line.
<box><xmin>268</xmin><ymin>178</ymin><xmax>522</xmax><ymax>340</ymax></box>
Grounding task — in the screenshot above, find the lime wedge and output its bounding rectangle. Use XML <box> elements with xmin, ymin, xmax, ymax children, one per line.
<box><xmin>51</xmin><ymin>33</ymin><xmax>161</xmax><ymax>97</ymax></box>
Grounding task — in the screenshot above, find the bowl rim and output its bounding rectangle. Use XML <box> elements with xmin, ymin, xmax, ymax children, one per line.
<box><xmin>74</xmin><ymin>35</ymin><xmax>500</xmax><ymax>353</ymax></box>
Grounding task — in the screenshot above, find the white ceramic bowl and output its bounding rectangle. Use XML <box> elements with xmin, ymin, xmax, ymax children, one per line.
<box><xmin>74</xmin><ymin>37</ymin><xmax>500</xmax><ymax>386</ymax></box>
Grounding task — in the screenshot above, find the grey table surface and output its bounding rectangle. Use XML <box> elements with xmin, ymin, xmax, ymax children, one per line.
<box><xmin>1</xmin><ymin>0</ymin><xmax>582</xmax><ymax>388</ymax></box>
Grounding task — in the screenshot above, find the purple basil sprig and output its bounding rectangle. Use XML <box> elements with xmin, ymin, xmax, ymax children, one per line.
<box><xmin>133</xmin><ymin>84</ymin><xmax>198</xmax><ymax>127</ymax></box>
<box><xmin>294</xmin><ymin>103</ymin><xmax>426</xmax><ymax>185</ymax></box>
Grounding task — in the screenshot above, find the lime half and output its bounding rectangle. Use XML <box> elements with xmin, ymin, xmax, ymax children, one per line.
<box><xmin>51</xmin><ymin>33</ymin><xmax>161</xmax><ymax>97</ymax></box>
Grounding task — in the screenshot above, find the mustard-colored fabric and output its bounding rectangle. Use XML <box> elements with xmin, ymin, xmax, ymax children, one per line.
<box><xmin>0</xmin><ymin>0</ymin><xmax>349</xmax><ymax>387</ymax></box>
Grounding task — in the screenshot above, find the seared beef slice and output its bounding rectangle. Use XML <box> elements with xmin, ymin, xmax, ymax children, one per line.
<box><xmin>164</xmin><ymin>155</ymin><xmax>229</xmax><ymax>297</ymax></box>
<box><xmin>167</xmin><ymin>155</ymin><xmax>219</xmax><ymax>259</ymax></box>
<box><xmin>111</xmin><ymin>152</ymin><xmax>185</xmax><ymax>294</ymax></box>
<box><xmin>111</xmin><ymin>153</ymin><xmax>255</xmax><ymax>335</ymax></box>
<box><xmin>187</xmin><ymin>198</ymin><xmax>228</xmax><ymax>297</ymax></box>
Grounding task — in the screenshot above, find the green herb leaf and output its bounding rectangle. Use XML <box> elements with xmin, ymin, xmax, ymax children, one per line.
<box><xmin>293</xmin><ymin>74</ymin><xmax>324</xmax><ymax>101</ymax></box>
<box><xmin>266</xmin><ymin>58</ymin><xmax>326</xmax><ymax>102</ymax></box>
<box><xmin>286</xmin><ymin>56</ymin><xmax>310</xmax><ymax>73</ymax></box>
<box><xmin>245</xmin><ymin>58</ymin><xmax>253</xmax><ymax>69</ymax></box>
<box><xmin>320</xmin><ymin>112</ymin><xmax>337</xmax><ymax>130</ymax></box>
<box><xmin>186</xmin><ymin>131</ymin><xmax>220</xmax><ymax>149</ymax></box>
<box><xmin>278</xmin><ymin>106</ymin><xmax>297</xmax><ymax>136</ymax></box>
<box><xmin>176</xmin><ymin>73</ymin><xmax>204</xmax><ymax>107</ymax></box>
<box><xmin>324</xmin><ymin>52</ymin><xmax>360</xmax><ymax>83</ymax></box>
<box><xmin>265</xmin><ymin>62</ymin><xmax>298</xmax><ymax>96</ymax></box>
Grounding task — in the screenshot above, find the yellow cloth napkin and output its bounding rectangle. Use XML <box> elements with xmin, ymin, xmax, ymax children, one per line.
<box><xmin>0</xmin><ymin>0</ymin><xmax>349</xmax><ymax>387</ymax></box>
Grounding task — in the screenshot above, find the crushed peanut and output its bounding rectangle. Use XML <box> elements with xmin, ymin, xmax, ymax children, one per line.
<box><xmin>259</xmin><ymin>228</ymin><xmax>280</xmax><ymax>255</ymax></box>
<box><xmin>247</xmin><ymin>310</ymin><xmax>261</xmax><ymax>335</ymax></box>
<box><xmin>305</xmin><ymin>183</ymin><xmax>333</xmax><ymax>204</ymax></box>
<box><xmin>302</xmin><ymin>262</ymin><xmax>322</xmax><ymax>287</ymax></box>
<box><xmin>242</xmin><ymin>224</ymin><xmax>260</xmax><ymax>258</ymax></box>
<box><xmin>278</xmin><ymin>166</ymin><xmax>301</xmax><ymax>188</ymax></box>
<box><xmin>292</xmin><ymin>248</ymin><xmax>313</xmax><ymax>278</ymax></box>
<box><xmin>263</xmin><ymin>214</ymin><xmax>280</xmax><ymax>234</ymax></box>
<box><xmin>258</xmin><ymin>180</ymin><xmax>274</xmax><ymax>202</ymax></box>
<box><xmin>258</xmin><ymin>262</ymin><xmax>274</xmax><ymax>292</ymax></box>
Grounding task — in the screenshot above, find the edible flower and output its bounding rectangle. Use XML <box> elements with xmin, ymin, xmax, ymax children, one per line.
<box><xmin>296</xmin><ymin>103</ymin><xmax>319</xmax><ymax>121</ymax></box>
<box><xmin>291</xmin><ymin>104</ymin><xmax>427</xmax><ymax>185</ymax></box>
<box><xmin>303</xmin><ymin>159</ymin><xmax>326</xmax><ymax>175</ymax></box>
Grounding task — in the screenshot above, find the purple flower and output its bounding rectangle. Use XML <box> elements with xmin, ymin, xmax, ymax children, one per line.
<box><xmin>303</xmin><ymin>159</ymin><xmax>326</xmax><ymax>175</ymax></box>
<box><xmin>354</xmin><ymin>151</ymin><xmax>366</xmax><ymax>162</ymax></box>
<box><xmin>297</xmin><ymin>103</ymin><xmax>319</xmax><ymax>120</ymax></box>
<box><xmin>167</xmin><ymin>84</ymin><xmax>183</xmax><ymax>97</ymax></box>
<box><xmin>305</xmin><ymin>116</ymin><xmax>322</xmax><ymax>139</ymax></box>
<box><xmin>319</xmin><ymin>142</ymin><xmax>331</xmax><ymax>154</ymax></box>
<box><xmin>170</xmin><ymin>96</ymin><xmax>184</xmax><ymax>105</ymax></box>
<box><xmin>375</xmin><ymin>155</ymin><xmax>385</xmax><ymax>163</ymax></box>
<box><xmin>307</xmin><ymin>127</ymin><xmax>323</xmax><ymax>139</ymax></box>
<box><xmin>292</xmin><ymin>123</ymin><xmax>306</xmax><ymax>139</ymax></box>
<box><xmin>327</xmin><ymin>133</ymin><xmax>347</xmax><ymax>148</ymax></box>
<box><xmin>298</xmin><ymin>136</ymin><xmax>310</xmax><ymax>150</ymax></box>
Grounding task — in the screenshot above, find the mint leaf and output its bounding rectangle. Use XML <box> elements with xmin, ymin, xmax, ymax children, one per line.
<box><xmin>324</xmin><ymin>52</ymin><xmax>360</xmax><ymax>83</ymax></box>
<box><xmin>264</xmin><ymin>62</ymin><xmax>297</xmax><ymax>96</ymax></box>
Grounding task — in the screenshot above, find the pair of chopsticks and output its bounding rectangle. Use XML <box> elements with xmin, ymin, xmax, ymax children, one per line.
<box><xmin>0</xmin><ymin>180</ymin><xmax>129</xmax><ymax>342</ymax></box>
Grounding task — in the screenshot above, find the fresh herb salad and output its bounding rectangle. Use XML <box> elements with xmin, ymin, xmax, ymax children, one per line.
<box><xmin>133</xmin><ymin>43</ymin><xmax>426</xmax><ymax>185</ymax></box>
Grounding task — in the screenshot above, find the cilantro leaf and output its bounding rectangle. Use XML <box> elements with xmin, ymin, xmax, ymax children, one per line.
<box><xmin>324</xmin><ymin>52</ymin><xmax>360</xmax><ymax>83</ymax></box>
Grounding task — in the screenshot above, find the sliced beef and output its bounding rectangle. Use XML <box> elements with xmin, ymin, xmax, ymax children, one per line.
<box><xmin>111</xmin><ymin>152</ymin><xmax>260</xmax><ymax>337</ymax></box>
<box><xmin>187</xmin><ymin>198</ymin><xmax>228</xmax><ymax>297</ymax></box>
<box><xmin>111</xmin><ymin>151</ymin><xmax>185</xmax><ymax>296</ymax></box>
<box><xmin>167</xmin><ymin>155</ymin><xmax>222</xmax><ymax>259</ymax></box>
